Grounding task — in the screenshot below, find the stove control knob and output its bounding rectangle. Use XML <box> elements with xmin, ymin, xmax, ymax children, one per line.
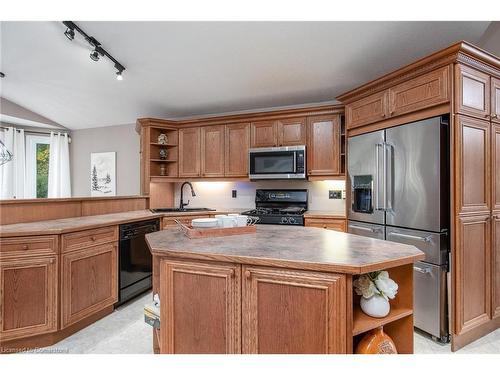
<box><xmin>281</xmin><ymin>217</ymin><xmax>289</xmax><ymax>224</ymax></box>
<box><xmin>288</xmin><ymin>217</ymin><xmax>296</xmax><ymax>224</ymax></box>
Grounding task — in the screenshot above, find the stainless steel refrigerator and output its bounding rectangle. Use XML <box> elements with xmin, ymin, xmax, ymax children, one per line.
<box><xmin>347</xmin><ymin>115</ymin><xmax>450</xmax><ymax>342</ymax></box>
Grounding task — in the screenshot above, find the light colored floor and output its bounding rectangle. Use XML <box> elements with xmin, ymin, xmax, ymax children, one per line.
<box><xmin>31</xmin><ymin>292</ymin><xmax>500</xmax><ymax>354</ymax></box>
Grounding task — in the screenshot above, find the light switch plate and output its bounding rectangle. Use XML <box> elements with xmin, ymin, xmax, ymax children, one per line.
<box><xmin>329</xmin><ymin>190</ymin><xmax>342</xmax><ymax>199</ymax></box>
<box><xmin>232</xmin><ymin>190</ymin><xmax>237</xmax><ymax>198</ymax></box>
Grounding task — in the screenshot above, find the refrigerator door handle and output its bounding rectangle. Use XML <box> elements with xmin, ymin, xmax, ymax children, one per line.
<box><xmin>382</xmin><ymin>142</ymin><xmax>387</xmax><ymax>211</ymax></box>
<box><xmin>385</xmin><ymin>142</ymin><xmax>394</xmax><ymax>211</ymax></box>
<box><xmin>348</xmin><ymin>224</ymin><xmax>377</xmax><ymax>233</ymax></box>
<box><xmin>375</xmin><ymin>143</ymin><xmax>384</xmax><ymax>211</ymax></box>
<box><xmin>413</xmin><ymin>265</ymin><xmax>432</xmax><ymax>274</ymax></box>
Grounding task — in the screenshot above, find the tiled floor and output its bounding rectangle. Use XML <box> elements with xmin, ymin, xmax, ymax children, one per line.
<box><xmin>31</xmin><ymin>292</ymin><xmax>500</xmax><ymax>354</ymax></box>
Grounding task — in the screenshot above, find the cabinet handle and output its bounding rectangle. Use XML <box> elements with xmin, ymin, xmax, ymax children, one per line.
<box><xmin>485</xmin><ymin>114</ymin><xmax>490</xmax><ymax>119</ymax></box>
<box><xmin>22</xmin><ymin>244</ymin><xmax>29</xmax><ymax>250</ymax></box>
<box><xmin>245</xmin><ymin>270</ymin><xmax>251</xmax><ymax>279</ymax></box>
<box><xmin>492</xmin><ymin>214</ymin><xmax>500</xmax><ymax>220</ymax></box>
<box><xmin>381</xmin><ymin>113</ymin><xmax>386</xmax><ymax>118</ymax></box>
<box><xmin>49</xmin><ymin>258</ymin><xmax>55</xmax><ymax>264</ymax></box>
<box><xmin>492</xmin><ymin>114</ymin><xmax>498</xmax><ymax>119</ymax></box>
<box><xmin>91</xmin><ymin>236</ymin><xmax>96</xmax><ymax>241</ymax></box>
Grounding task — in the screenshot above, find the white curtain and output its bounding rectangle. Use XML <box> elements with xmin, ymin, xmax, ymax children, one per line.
<box><xmin>0</xmin><ymin>127</ymin><xmax>27</xmax><ymax>199</ymax></box>
<box><xmin>48</xmin><ymin>132</ymin><xmax>71</xmax><ymax>198</ymax></box>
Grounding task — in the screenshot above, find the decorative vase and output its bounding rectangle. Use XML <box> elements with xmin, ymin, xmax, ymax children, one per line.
<box><xmin>159</xmin><ymin>148</ymin><xmax>168</xmax><ymax>160</ymax></box>
<box><xmin>355</xmin><ymin>326</ymin><xmax>397</xmax><ymax>354</ymax></box>
<box><xmin>360</xmin><ymin>294</ymin><xmax>390</xmax><ymax>318</ymax></box>
<box><xmin>158</xmin><ymin>133</ymin><xmax>168</xmax><ymax>145</ymax></box>
<box><xmin>159</xmin><ymin>164</ymin><xmax>167</xmax><ymax>176</ymax></box>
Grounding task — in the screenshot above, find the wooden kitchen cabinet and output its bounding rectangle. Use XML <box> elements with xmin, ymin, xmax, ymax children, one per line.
<box><xmin>277</xmin><ymin>117</ymin><xmax>306</xmax><ymax>146</ymax></box>
<box><xmin>455</xmin><ymin>214</ymin><xmax>491</xmax><ymax>335</ymax></box>
<box><xmin>61</xmin><ymin>242</ymin><xmax>118</xmax><ymax>328</ymax></box>
<box><xmin>250</xmin><ymin>120</ymin><xmax>278</xmax><ymax>148</ymax></box>
<box><xmin>455</xmin><ymin>64</ymin><xmax>491</xmax><ymax>120</ymax></box>
<box><xmin>492</xmin><ymin>78</ymin><xmax>500</xmax><ymax>123</ymax></box>
<box><xmin>225</xmin><ymin>123</ymin><xmax>250</xmax><ymax>177</ymax></box>
<box><xmin>179</xmin><ymin>127</ymin><xmax>201</xmax><ymax>177</ymax></box>
<box><xmin>493</xmin><ymin>213</ymin><xmax>500</xmax><ymax>319</ymax></box>
<box><xmin>304</xmin><ymin>218</ymin><xmax>346</xmax><ymax>232</ymax></box>
<box><xmin>493</xmin><ymin>123</ymin><xmax>500</xmax><ymax>212</ymax></box>
<box><xmin>0</xmin><ymin>255</ymin><xmax>58</xmax><ymax>341</ymax></box>
<box><xmin>200</xmin><ymin>125</ymin><xmax>225</xmax><ymax>177</ymax></box>
<box><xmin>388</xmin><ymin>66</ymin><xmax>449</xmax><ymax>118</ymax></box>
<box><xmin>307</xmin><ymin>115</ymin><xmax>341</xmax><ymax>176</ymax></box>
<box><xmin>455</xmin><ymin>115</ymin><xmax>490</xmax><ymax>214</ymax></box>
<box><xmin>242</xmin><ymin>266</ymin><xmax>346</xmax><ymax>354</ymax></box>
<box><xmin>345</xmin><ymin>90</ymin><xmax>388</xmax><ymax>129</ymax></box>
<box><xmin>159</xmin><ymin>259</ymin><xmax>241</xmax><ymax>354</ymax></box>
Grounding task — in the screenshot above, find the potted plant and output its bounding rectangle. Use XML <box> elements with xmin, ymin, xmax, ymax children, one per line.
<box><xmin>353</xmin><ymin>271</ymin><xmax>398</xmax><ymax>318</ymax></box>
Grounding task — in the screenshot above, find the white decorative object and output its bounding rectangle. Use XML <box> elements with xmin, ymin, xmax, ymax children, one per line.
<box><xmin>353</xmin><ymin>271</ymin><xmax>398</xmax><ymax>318</ymax></box>
<box><xmin>157</xmin><ymin>133</ymin><xmax>168</xmax><ymax>145</ymax></box>
<box><xmin>191</xmin><ymin>218</ymin><xmax>218</xmax><ymax>228</ymax></box>
<box><xmin>90</xmin><ymin>152</ymin><xmax>116</xmax><ymax>196</ymax></box>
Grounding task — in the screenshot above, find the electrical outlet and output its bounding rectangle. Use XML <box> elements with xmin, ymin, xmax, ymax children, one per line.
<box><xmin>329</xmin><ymin>190</ymin><xmax>342</xmax><ymax>199</ymax></box>
<box><xmin>232</xmin><ymin>190</ymin><xmax>237</xmax><ymax>198</ymax></box>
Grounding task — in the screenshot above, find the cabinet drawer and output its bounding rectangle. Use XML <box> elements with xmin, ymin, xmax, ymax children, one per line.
<box><xmin>61</xmin><ymin>226</ymin><xmax>118</xmax><ymax>253</ymax></box>
<box><xmin>0</xmin><ymin>235</ymin><xmax>58</xmax><ymax>258</ymax></box>
<box><xmin>305</xmin><ymin>218</ymin><xmax>346</xmax><ymax>232</ymax></box>
<box><xmin>163</xmin><ymin>215</ymin><xmax>211</xmax><ymax>228</ymax></box>
<box><xmin>388</xmin><ymin>66</ymin><xmax>450</xmax><ymax>117</ymax></box>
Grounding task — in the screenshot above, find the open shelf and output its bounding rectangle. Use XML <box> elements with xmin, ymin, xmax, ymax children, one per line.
<box><xmin>150</xmin><ymin>159</ymin><xmax>177</xmax><ymax>162</ymax></box>
<box><xmin>352</xmin><ymin>305</ymin><xmax>413</xmax><ymax>336</ymax></box>
<box><xmin>150</xmin><ymin>142</ymin><xmax>178</xmax><ymax>147</ymax></box>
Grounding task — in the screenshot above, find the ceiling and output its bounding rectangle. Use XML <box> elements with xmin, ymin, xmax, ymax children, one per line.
<box><xmin>0</xmin><ymin>21</ymin><xmax>493</xmax><ymax>130</ymax></box>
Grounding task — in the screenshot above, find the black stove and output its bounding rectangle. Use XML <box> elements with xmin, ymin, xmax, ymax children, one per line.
<box><xmin>242</xmin><ymin>189</ymin><xmax>308</xmax><ymax>226</ymax></box>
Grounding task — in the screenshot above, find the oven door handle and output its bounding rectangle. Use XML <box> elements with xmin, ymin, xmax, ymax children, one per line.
<box><xmin>293</xmin><ymin>151</ymin><xmax>297</xmax><ymax>174</ymax></box>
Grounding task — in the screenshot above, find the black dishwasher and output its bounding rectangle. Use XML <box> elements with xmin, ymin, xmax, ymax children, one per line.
<box><xmin>117</xmin><ymin>219</ymin><xmax>160</xmax><ymax>305</ymax></box>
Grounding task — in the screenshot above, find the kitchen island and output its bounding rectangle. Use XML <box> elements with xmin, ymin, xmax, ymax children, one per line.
<box><xmin>146</xmin><ymin>225</ymin><xmax>425</xmax><ymax>354</ymax></box>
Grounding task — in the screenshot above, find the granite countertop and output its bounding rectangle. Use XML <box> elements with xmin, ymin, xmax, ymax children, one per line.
<box><xmin>303</xmin><ymin>210</ymin><xmax>346</xmax><ymax>219</ymax></box>
<box><xmin>0</xmin><ymin>208</ymin><xmax>252</xmax><ymax>237</ymax></box>
<box><xmin>146</xmin><ymin>225</ymin><xmax>424</xmax><ymax>274</ymax></box>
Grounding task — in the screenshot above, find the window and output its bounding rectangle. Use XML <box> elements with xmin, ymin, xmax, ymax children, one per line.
<box><xmin>26</xmin><ymin>134</ymin><xmax>50</xmax><ymax>198</ymax></box>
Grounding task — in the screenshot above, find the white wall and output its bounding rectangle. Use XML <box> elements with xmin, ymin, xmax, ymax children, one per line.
<box><xmin>479</xmin><ymin>21</ymin><xmax>500</xmax><ymax>56</ymax></box>
<box><xmin>173</xmin><ymin>180</ymin><xmax>346</xmax><ymax>214</ymax></box>
<box><xmin>70</xmin><ymin>124</ymin><xmax>140</xmax><ymax>197</ymax></box>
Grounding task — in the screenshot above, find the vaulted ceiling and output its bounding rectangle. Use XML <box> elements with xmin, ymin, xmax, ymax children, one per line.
<box><xmin>0</xmin><ymin>21</ymin><xmax>493</xmax><ymax>129</ymax></box>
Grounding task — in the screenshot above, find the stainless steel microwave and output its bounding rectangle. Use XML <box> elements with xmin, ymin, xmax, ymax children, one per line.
<box><xmin>249</xmin><ymin>145</ymin><xmax>306</xmax><ymax>180</ymax></box>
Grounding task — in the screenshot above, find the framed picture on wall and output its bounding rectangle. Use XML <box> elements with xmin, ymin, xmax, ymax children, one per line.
<box><xmin>90</xmin><ymin>152</ymin><xmax>116</xmax><ymax>196</ymax></box>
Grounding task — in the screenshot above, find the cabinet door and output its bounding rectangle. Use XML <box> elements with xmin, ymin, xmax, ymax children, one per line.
<box><xmin>455</xmin><ymin>214</ymin><xmax>491</xmax><ymax>336</ymax></box>
<box><xmin>225</xmin><ymin>123</ymin><xmax>250</xmax><ymax>177</ymax></box>
<box><xmin>251</xmin><ymin>120</ymin><xmax>278</xmax><ymax>148</ymax></box>
<box><xmin>492</xmin><ymin>77</ymin><xmax>500</xmax><ymax>124</ymax></box>
<box><xmin>179</xmin><ymin>127</ymin><xmax>201</xmax><ymax>177</ymax></box>
<box><xmin>345</xmin><ymin>90</ymin><xmax>388</xmax><ymax>129</ymax></box>
<box><xmin>277</xmin><ymin>117</ymin><xmax>306</xmax><ymax>146</ymax></box>
<box><xmin>160</xmin><ymin>260</ymin><xmax>241</xmax><ymax>354</ymax></box>
<box><xmin>492</xmin><ymin>212</ymin><xmax>500</xmax><ymax>319</ymax></box>
<box><xmin>61</xmin><ymin>243</ymin><xmax>118</xmax><ymax>328</ymax></box>
<box><xmin>455</xmin><ymin>64</ymin><xmax>490</xmax><ymax>120</ymax></box>
<box><xmin>455</xmin><ymin>115</ymin><xmax>490</xmax><ymax>214</ymax></box>
<box><xmin>493</xmin><ymin>123</ymin><xmax>500</xmax><ymax>212</ymax></box>
<box><xmin>200</xmin><ymin>125</ymin><xmax>224</xmax><ymax>177</ymax></box>
<box><xmin>388</xmin><ymin>66</ymin><xmax>449</xmax><ymax>117</ymax></box>
<box><xmin>307</xmin><ymin>115</ymin><xmax>341</xmax><ymax>176</ymax></box>
<box><xmin>0</xmin><ymin>256</ymin><xmax>57</xmax><ymax>341</ymax></box>
<box><xmin>242</xmin><ymin>266</ymin><xmax>346</xmax><ymax>354</ymax></box>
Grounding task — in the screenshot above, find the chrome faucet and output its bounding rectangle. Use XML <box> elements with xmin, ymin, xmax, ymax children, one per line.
<box><xmin>179</xmin><ymin>181</ymin><xmax>196</xmax><ymax>210</ymax></box>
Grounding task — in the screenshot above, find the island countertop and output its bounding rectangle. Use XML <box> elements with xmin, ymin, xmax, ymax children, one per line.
<box><xmin>146</xmin><ymin>225</ymin><xmax>425</xmax><ymax>274</ymax></box>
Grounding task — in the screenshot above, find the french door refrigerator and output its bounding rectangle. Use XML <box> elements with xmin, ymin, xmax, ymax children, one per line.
<box><xmin>347</xmin><ymin>115</ymin><xmax>450</xmax><ymax>342</ymax></box>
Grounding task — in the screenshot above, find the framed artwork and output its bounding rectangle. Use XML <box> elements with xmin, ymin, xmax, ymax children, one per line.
<box><xmin>90</xmin><ymin>152</ymin><xmax>116</xmax><ymax>196</ymax></box>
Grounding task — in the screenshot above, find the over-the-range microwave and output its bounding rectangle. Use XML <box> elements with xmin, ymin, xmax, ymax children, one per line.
<box><xmin>249</xmin><ymin>145</ymin><xmax>306</xmax><ymax>180</ymax></box>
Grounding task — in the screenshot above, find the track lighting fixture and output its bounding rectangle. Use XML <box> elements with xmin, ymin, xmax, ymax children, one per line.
<box><xmin>62</xmin><ymin>21</ymin><xmax>126</xmax><ymax>81</ymax></box>
<box><xmin>0</xmin><ymin>72</ymin><xmax>5</xmax><ymax>78</ymax></box>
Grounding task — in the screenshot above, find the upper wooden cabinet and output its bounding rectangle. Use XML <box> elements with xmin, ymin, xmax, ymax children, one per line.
<box><xmin>200</xmin><ymin>125</ymin><xmax>225</xmax><ymax>177</ymax></box>
<box><xmin>492</xmin><ymin>77</ymin><xmax>500</xmax><ymax>123</ymax></box>
<box><xmin>250</xmin><ymin>120</ymin><xmax>278</xmax><ymax>148</ymax></box>
<box><xmin>242</xmin><ymin>266</ymin><xmax>346</xmax><ymax>354</ymax></box>
<box><xmin>455</xmin><ymin>115</ymin><xmax>490</xmax><ymax>214</ymax></box>
<box><xmin>277</xmin><ymin>117</ymin><xmax>306</xmax><ymax>146</ymax></box>
<box><xmin>307</xmin><ymin>115</ymin><xmax>341</xmax><ymax>176</ymax></box>
<box><xmin>225</xmin><ymin>123</ymin><xmax>250</xmax><ymax>177</ymax></box>
<box><xmin>179</xmin><ymin>127</ymin><xmax>201</xmax><ymax>177</ymax></box>
<box><xmin>388</xmin><ymin>66</ymin><xmax>449</xmax><ymax>117</ymax></box>
<box><xmin>0</xmin><ymin>255</ymin><xmax>58</xmax><ymax>341</ymax></box>
<box><xmin>160</xmin><ymin>259</ymin><xmax>241</xmax><ymax>354</ymax></box>
<box><xmin>346</xmin><ymin>90</ymin><xmax>388</xmax><ymax>129</ymax></box>
<box><xmin>455</xmin><ymin>64</ymin><xmax>491</xmax><ymax>120</ymax></box>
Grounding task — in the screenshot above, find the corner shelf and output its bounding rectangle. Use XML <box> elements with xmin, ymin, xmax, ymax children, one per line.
<box><xmin>150</xmin><ymin>159</ymin><xmax>177</xmax><ymax>163</ymax></box>
<box><xmin>353</xmin><ymin>305</ymin><xmax>413</xmax><ymax>336</ymax></box>
<box><xmin>150</xmin><ymin>143</ymin><xmax>178</xmax><ymax>147</ymax></box>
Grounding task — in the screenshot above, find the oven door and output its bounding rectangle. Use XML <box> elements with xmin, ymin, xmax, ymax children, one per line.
<box><xmin>249</xmin><ymin>146</ymin><xmax>305</xmax><ymax>180</ymax></box>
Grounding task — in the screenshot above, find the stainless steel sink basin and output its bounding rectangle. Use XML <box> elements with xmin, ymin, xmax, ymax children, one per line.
<box><xmin>150</xmin><ymin>207</ymin><xmax>216</xmax><ymax>213</ymax></box>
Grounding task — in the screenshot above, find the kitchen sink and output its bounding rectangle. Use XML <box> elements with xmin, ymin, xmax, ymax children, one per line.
<box><xmin>150</xmin><ymin>207</ymin><xmax>216</xmax><ymax>213</ymax></box>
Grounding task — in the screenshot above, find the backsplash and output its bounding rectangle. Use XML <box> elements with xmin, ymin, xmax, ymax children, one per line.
<box><xmin>173</xmin><ymin>180</ymin><xmax>346</xmax><ymax>214</ymax></box>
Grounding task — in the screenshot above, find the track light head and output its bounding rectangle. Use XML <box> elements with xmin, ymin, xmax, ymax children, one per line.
<box><xmin>64</xmin><ymin>27</ymin><xmax>75</xmax><ymax>41</ymax></box>
<box><xmin>116</xmin><ymin>71</ymin><xmax>123</xmax><ymax>81</ymax></box>
<box><xmin>0</xmin><ymin>72</ymin><xmax>5</xmax><ymax>78</ymax></box>
<box><xmin>89</xmin><ymin>50</ymin><xmax>100</xmax><ymax>62</ymax></box>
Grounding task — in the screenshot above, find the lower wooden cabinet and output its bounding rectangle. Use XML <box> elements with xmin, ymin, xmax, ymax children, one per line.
<box><xmin>242</xmin><ymin>266</ymin><xmax>346</xmax><ymax>354</ymax></box>
<box><xmin>0</xmin><ymin>255</ymin><xmax>58</xmax><ymax>341</ymax></box>
<box><xmin>61</xmin><ymin>243</ymin><xmax>118</xmax><ymax>328</ymax></box>
<box><xmin>159</xmin><ymin>260</ymin><xmax>241</xmax><ymax>354</ymax></box>
<box><xmin>493</xmin><ymin>212</ymin><xmax>500</xmax><ymax>319</ymax></box>
<box><xmin>304</xmin><ymin>217</ymin><xmax>346</xmax><ymax>232</ymax></box>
